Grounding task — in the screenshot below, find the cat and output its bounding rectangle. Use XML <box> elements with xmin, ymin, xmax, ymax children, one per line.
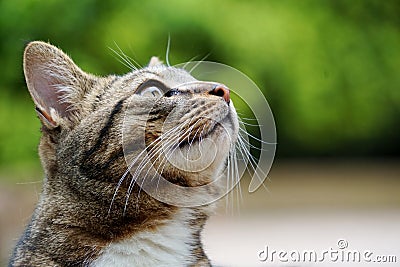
<box><xmin>9</xmin><ymin>41</ymin><xmax>239</xmax><ymax>266</ymax></box>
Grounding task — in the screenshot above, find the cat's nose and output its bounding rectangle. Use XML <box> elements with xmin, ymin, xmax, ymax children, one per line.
<box><xmin>209</xmin><ymin>84</ymin><xmax>230</xmax><ymax>104</ymax></box>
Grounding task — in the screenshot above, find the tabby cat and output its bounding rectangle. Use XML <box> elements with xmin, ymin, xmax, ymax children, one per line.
<box><xmin>9</xmin><ymin>41</ymin><xmax>238</xmax><ymax>266</ymax></box>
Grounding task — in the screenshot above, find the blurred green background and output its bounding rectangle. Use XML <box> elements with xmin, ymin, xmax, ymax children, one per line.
<box><xmin>0</xmin><ymin>0</ymin><xmax>399</xmax><ymax>172</ymax></box>
<box><xmin>1</xmin><ymin>1</ymin><xmax>400</xmax><ymax>265</ymax></box>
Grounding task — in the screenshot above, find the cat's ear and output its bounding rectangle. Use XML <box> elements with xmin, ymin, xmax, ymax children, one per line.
<box><xmin>148</xmin><ymin>56</ymin><xmax>163</xmax><ymax>67</ymax></box>
<box><xmin>23</xmin><ymin>41</ymin><xmax>95</xmax><ymax>128</ymax></box>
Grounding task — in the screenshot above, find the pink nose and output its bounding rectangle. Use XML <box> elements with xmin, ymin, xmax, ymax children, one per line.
<box><xmin>209</xmin><ymin>84</ymin><xmax>230</xmax><ymax>104</ymax></box>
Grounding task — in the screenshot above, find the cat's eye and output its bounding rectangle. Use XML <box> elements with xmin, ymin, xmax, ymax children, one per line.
<box><xmin>137</xmin><ymin>79</ymin><xmax>168</xmax><ymax>97</ymax></box>
<box><xmin>164</xmin><ymin>89</ymin><xmax>180</xmax><ymax>97</ymax></box>
<box><xmin>140</xmin><ymin>86</ymin><xmax>163</xmax><ymax>97</ymax></box>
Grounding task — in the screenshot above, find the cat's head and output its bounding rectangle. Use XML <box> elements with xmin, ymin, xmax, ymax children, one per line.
<box><xmin>24</xmin><ymin>41</ymin><xmax>239</xmax><ymax>210</ymax></box>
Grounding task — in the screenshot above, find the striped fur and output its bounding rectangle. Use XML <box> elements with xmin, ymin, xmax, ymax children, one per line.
<box><xmin>9</xmin><ymin>41</ymin><xmax>238</xmax><ymax>266</ymax></box>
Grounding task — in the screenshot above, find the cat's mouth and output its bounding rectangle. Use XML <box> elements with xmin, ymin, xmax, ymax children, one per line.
<box><xmin>177</xmin><ymin>114</ymin><xmax>234</xmax><ymax>148</ymax></box>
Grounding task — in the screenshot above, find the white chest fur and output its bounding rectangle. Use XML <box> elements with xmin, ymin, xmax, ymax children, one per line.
<box><xmin>90</xmin><ymin>210</ymin><xmax>198</xmax><ymax>267</ymax></box>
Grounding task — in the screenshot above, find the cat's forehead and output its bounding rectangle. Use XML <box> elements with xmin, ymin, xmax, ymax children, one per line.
<box><xmin>122</xmin><ymin>65</ymin><xmax>197</xmax><ymax>89</ymax></box>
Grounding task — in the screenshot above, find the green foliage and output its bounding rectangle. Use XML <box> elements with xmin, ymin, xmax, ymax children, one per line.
<box><xmin>0</xmin><ymin>0</ymin><xmax>399</xmax><ymax>168</ymax></box>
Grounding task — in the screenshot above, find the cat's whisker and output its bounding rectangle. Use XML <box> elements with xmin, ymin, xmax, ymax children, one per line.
<box><xmin>109</xmin><ymin>130</ymin><xmax>174</xmax><ymax>214</ymax></box>
<box><xmin>238</xmin><ymin>127</ymin><xmax>276</xmax><ymax>145</ymax></box>
<box><xmin>237</xmin><ymin>135</ymin><xmax>259</xmax><ymax>172</ymax></box>
<box><xmin>182</xmin><ymin>55</ymin><xmax>200</xmax><ymax>71</ymax></box>
<box><xmin>132</xmin><ymin>128</ymin><xmax>184</xmax><ymax>196</ymax></box>
<box><xmin>109</xmin><ymin>47</ymin><xmax>137</xmax><ymax>71</ymax></box>
<box><xmin>221</xmin><ymin>119</ymin><xmax>248</xmax><ymax>214</ymax></box>
<box><xmin>233</xmin><ymin>149</ymin><xmax>243</xmax><ymax>215</ymax></box>
<box><xmin>226</xmin><ymin>144</ymin><xmax>239</xmax><ymax>215</ymax></box>
<box><xmin>110</xmin><ymin>122</ymin><xmax>188</xmax><ymax>214</ymax></box>
<box><xmin>237</xmin><ymin>122</ymin><xmax>266</xmax><ymax>151</ymax></box>
<box><xmin>236</xmin><ymin>136</ymin><xmax>269</xmax><ymax>192</ymax></box>
<box><xmin>238</xmin><ymin>119</ymin><xmax>262</xmax><ymax>127</ymax></box>
<box><xmin>197</xmin><ymin>123</ymin><xmax>208</xmax><ymax>145</ymax></box>
<box><xmin>131</xmin><ymin>136</ymin><xmax>187</xmax><ymax>211</ymax></box>
<box><xmin>227</xmin><ymin>149</ymin><xmax>233</xmax><ymax>214</ymax></box>
<box><xmin>188</xmin><ymin>52</ymin><xmax>211</xmax><ymax>74</ymax></box>
<box><xmin>231</xmin><ymin>150</ymin><xmax>236</xmax><ymax>215</ymax></box>
<box><xmin>165</xmin><ymin>34</ymin><xmax>171</xmax><ymax>67</ymax></box>
<box><xmin>238</xmin><ymin>132</ymin><xmax>268</xmax><ymax>152</ymax></box>
<box><xmin>225</xmin><ymin>148</ymin><xmax>231</xmax><ymax>214</ymax></box>
<box><xmin>123</xmin><ymin>124</ymin><xmax>189</xmax><ymax>213</ymax></box>
<box><xmin>134</xmin><ymin>119</ymin><xmax>201</xmax><ymax>192</ymax></box>
<box><xmin>114</xmin><ymin>42</ymin><xmax>143</xmax><ymax>69</ymax></box>
<box><xmin>236</xmin><ymin>114</ymin><xmax>259</xmax><ymax>121</ymax></box>
<box><xmin>110</xmin><ymin>53</ymin><xmax>135</xmax><ymax>71</ymax></box>
<box><xmin>152</xmin><ymin>136</ymin><xmax>186</xmax><ymax>196</ymax></box>
<box><xmin>148</xmin><ymin>119</ymin><xmax>203</xmax><ymax>197</ymax></box>
<box><xmin>186</xmin><ymin>122</ymin><xmax>203</xmax><ymax>162</ymax></box>
<box><xmin>109</xmin><ymin>42</ymin><xmax>142</xmax><ymax>71</ymax></box>
<box><xmin>124</xmin><ymin>119</ymin><xmax>200</xmax><ymax>212</ymax></box>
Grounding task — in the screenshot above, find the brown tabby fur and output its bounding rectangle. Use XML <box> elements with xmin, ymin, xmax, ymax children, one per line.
<box><xmin>9</xmin><ymin>41</ymin><xmax>238</xmax><ymax>266</ymax></box>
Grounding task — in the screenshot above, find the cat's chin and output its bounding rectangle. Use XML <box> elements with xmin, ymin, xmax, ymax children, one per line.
<box><xmin>183</xmin><ymin>109</ymin><xmax>238</xmax><ymax>145</ymax></box>
<box><xmin>166</xmin><ymin>119</ymin><xmax>235</xmax><ymax>182</ymax></box>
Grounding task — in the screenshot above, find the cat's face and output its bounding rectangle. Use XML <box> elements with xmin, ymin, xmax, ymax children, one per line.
<box><xmin>120</xmin><ymin>66</ymin><xmax>238</xmax><ymax>188</ymax></box>
<box><xmin>24</xmin><ymin>41</ymin><xmax>238</xmax><ymax>210</ymax></box>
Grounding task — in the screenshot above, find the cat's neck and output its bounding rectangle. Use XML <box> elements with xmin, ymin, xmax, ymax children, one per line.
<box><xmin>91</xmin><ymin>208</ymin><xmax>211</xmax><ymax>266</ymax></box>
<box><xmin>11</xmin><ymin>179</ymin><xmax>215</xmax><ymax>266</ymax></box>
